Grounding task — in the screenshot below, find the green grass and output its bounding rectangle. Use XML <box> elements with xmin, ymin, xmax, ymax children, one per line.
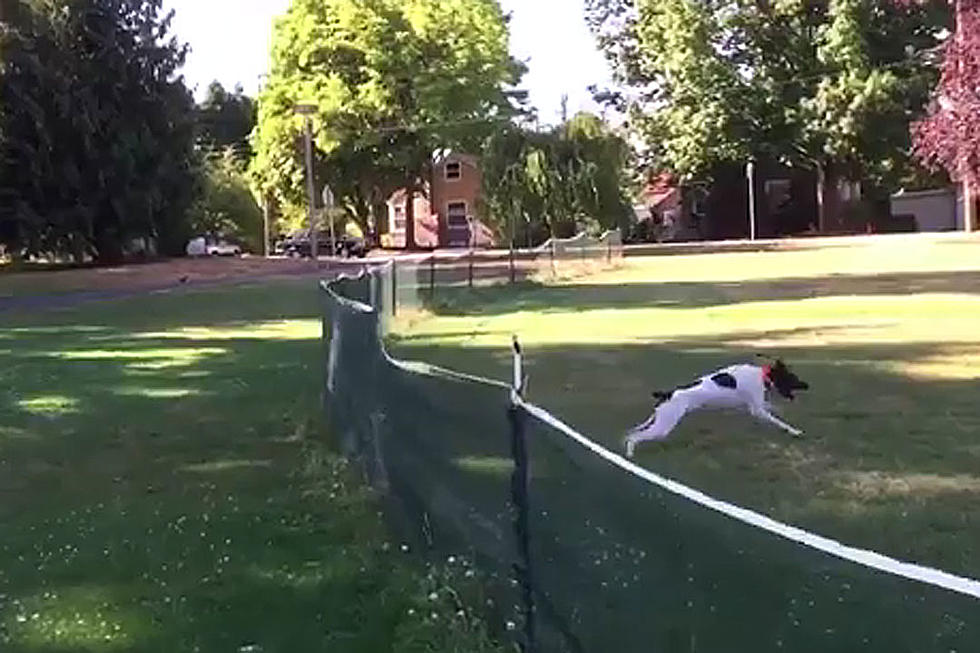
<box><xmin>391</xmin><ymin>236</ymin><xmax>980</xmax><ymax>579</ymax></box>
<box><xmin>0</xmin><ymin>281</ymin><xmax>507</xmax><ymax>652</ymax></box>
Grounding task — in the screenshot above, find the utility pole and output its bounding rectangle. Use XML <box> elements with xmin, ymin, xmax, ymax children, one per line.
<box><xmin>263</xmin><ymin>195</ymin><xmax>271</xmax><ymax>257</ymax></box>
<box><xmin>295</xmin><ymin>104</ymin><xmax>318</xmax><ymax>261</ymax></box>
<box><xmin>746</xmin><ymin>159</ymin><xmax>757</xmax><ymax>241</ymax></box>
<box><xmin>322</xmin><ymin>185</ymin><xmax>336</xmax><ymax>257</ymax></box>
<box><xmin>955</xmin><ymin>0</ymin><xmax>975</xmax><ymax>232</ymax></box>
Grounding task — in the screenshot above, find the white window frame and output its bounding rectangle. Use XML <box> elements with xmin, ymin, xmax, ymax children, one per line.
<box><xmin>446</xmin><ymin>200</ymin><xmax>468</xmax><ymax>227</ymax></box>
<box><xmin>392</xmin><ymin>204</ymin><xmax>406</xmax><ymax>233</ymax></box>
<box><xmin>445</xmin><ymin>160</ymin><xmax>462</xmax><ymax>182</ymax></box>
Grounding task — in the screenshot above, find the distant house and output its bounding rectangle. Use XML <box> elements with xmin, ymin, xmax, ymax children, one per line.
<box><xmin>890</xmin><ymin>187</ymin><xmax>970</xmax><ymax>232</ymax></box>
<box><xmin>634</xmin><ymin>172</ymin><xmax>690</xmax><ymax>240</ymax></box>
<box><xmin>382</xmin><ymin>152</ymin><xmax>495</xmax><ymax>249</ymax></box>
<box><xmin>701</xmin><ymin>161</ymin><xmax>821</xmax><ymax>240</ymax></box>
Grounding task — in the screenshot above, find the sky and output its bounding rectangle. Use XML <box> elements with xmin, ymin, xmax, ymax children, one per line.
<box><xmin>162</xmin><ymin>0</ymin><xmax>616</xmax><ymax>125</ymax></box>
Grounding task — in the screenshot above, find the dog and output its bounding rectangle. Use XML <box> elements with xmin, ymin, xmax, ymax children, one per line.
<box><xmin>624</xmin><ymin>358</ymin><xmax>810</xmax><ymax>458</ymax></box>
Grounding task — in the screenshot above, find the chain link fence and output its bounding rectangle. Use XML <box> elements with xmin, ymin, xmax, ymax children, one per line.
<box><xmin>375</xmin><ymin>230</ymin><xmax>623</xmax><ymax>325</ymax></box>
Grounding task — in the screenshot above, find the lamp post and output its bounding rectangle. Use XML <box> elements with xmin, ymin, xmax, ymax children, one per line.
<box><xmin>258</xmin><ymin>74</ymin><xmax>271</xmax><ymax>258</ymax></box>
<box><xmin>322</xmin><ymin>184</ymin><xmax>336</xmax><ymax>257</ymax></box>
<box><xmin>746</xmin><ymin>159</ymin><xmax>757</xmax><ymax>241</ymax></box>
<box><xmin>294</xmin><ymin>104</ymin><xmax>318</xmax><ymax>261</ymax></box>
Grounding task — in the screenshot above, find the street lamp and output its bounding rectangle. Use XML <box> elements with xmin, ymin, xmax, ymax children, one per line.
<box><xmin>294</xmin><ymin>103</ymin><xmax>318</xmax><ymax>261</ymax></box>
<box><xmin>322</xmin><ymin>184</ymin><xmax>336</xmax><ymax>258</ymax></box>
<box><xmin>746</xmin><ymin>159</ymin><xmax>757</xmax><ymax>241</ymax></box>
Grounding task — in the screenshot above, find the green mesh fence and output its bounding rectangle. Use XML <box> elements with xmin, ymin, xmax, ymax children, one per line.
<box><xmin>322</xmin><ymin>266</ymin><xmax>979</xmax><ymax>652</ymax></box>
<box><xmin>322</xmin><ymin>275</ymin><xmax>529</xmax><ymax>648</ymax></box>
<box><xmin>517</xmin><ymin>401</ymin><xmax>980</xmax><ymax>652</ymax></box>
<box><xmin>366</xmin><ymin>230</ymin><xmax>623</xmax><ymax>325</ymax></box>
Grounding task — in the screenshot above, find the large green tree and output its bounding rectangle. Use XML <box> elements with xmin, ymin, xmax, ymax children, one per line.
<box><xmin>197</xmin><ymin>81</ymin><xmax>257</xmax><ymax>162</ymax></box>
<box><xmin>251</xmin><ymin>0</ymin><xmax>524</xmax><ymax>249</ymax></box>
<box><xmin>0</xmin><ymin>0</ymin><xmax>199</xmax><ymax>262</ymax></box>
<box><xmin>480</xmin><ymin>112</ymin><xmax>633</xmax><ymax>245</ymax></box>
<box><xmin>587</xmin><ymin>0</ymin><xmax>948</xmax><ymax>228</ymax></box>
<box><xmin>189</xmin><ymin>148</ymin><xmax>264</xmax><ymax>252</ymax></box>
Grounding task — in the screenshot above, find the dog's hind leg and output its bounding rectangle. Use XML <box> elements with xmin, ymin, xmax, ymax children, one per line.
<box><xmin>749</xmin><ymin>403</ymin><xmax>803</xmax><ymax>437</ymax></box>
<box><xmin>625</xmin><ymin>402</ymin><xmax>689</xmax><ymax>457</ymax></box>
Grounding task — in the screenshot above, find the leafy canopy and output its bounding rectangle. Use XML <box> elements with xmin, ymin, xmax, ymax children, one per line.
<box><xmin>587</xmin><ymin>0</ymin><xmax>948</xmax><ymax>185</ymax></box>
<box><xmin>251</xmin><ymin>0</ymin><xmax>525</xmax><ymax>240</ymax></box>
<box><xmin>0</xmin><ymin>0</ymin><xmax>199</xmax><ymax>261</ymax></box>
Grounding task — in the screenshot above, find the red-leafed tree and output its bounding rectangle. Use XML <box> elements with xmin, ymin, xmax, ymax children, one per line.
<box><xmin>901</xmin><ymin>0</ymin><xmax>980</xmax><ymax>225</ymax></box>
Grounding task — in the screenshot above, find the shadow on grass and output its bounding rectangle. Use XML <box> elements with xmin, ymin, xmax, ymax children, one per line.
<box><xmin>424</xmin><ymin>269</ymin><xmax>980</xmax><ymax>317</ymax></box>
<box><xmin>0</xmin><ymin>282</ymin><xmax>502</xmax><ymax>653</ymax></box>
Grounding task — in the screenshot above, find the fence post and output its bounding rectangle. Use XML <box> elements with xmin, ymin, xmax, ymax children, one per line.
<box><xmin>391</xmin><ymin>259</ymin><xmax>398</xmax><ymax>317</ymax></box>
<box><xmin>509</xmin><ymin>337</ymin><xmax>535</xmax><ymax>652</ymax></box>
<box><xmin>428</xmin><ymin>254</ymin><xmax>435</xmax><ymax>299</ymax></box>
<box><xmin>368</xmin><ymin>264</ymin><xmax>376</xmax><ymax>309</ymax></box>
<box><xmin>607</xmin><ymin>234</ymin><xmax>612</xmax><ymax>264</ymax></box>
<box><xmin>510</xmin><ymin>244</ymin><xmax>516</xmax><ymax>284</ymax></box>
<box><xmin>468</xmin><ymin>248</ymin><xmax>474</xmax><ymax>288</ymax></box>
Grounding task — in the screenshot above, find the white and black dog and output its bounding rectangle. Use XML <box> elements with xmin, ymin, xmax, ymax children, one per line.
<box><xmin>625</xmin><ymin>358</ymin><xmax>810</xmax><ymax>458</ymax></box>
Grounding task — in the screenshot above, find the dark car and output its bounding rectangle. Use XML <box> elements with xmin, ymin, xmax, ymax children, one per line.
<box><xmin>282</xmin><ymin>232</ymin><xmax>367</xmax><ymax>259</ymax></box>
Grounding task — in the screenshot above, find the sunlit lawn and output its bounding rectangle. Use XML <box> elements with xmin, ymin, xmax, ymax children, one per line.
<box><xmin>391</xmin><ymin>235</ymin><xmax>980</xmax><ymax>579</ymax></box>
<box><xmin>0</xmin><ymin>281</ymin><xmax>503</xmax><ymax>652</ymax></box>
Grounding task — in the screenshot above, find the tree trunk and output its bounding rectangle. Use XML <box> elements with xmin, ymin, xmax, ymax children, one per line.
<box><xmin>964</xmin><ymin>180</ymin><xmax>976</xmax><ymax>232</ymax></box>
<box><xmin>816</xmin><ymin>164</ymin><xmax>826</xmax><ymax>233</ymax></box>
<box><xmin>404</xmin><ymin>184</ymin><xmax>417</xmax><ymax>250</ymax></box>
<box><xmin>816</xmin><ymin>163</ymin><xmax>843</xmax><ymax>233</ymax></box>
<box><xmin>94</xmin><ymin>234</ymin><xmax>124</xmax><ymax>265</ymax></box>
<box><xmin>262</xmin><ymin>195</ymin><xmax>271</xmax><ymax>257</ymax></box>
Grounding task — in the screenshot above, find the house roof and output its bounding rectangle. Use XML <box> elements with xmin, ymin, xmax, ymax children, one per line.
<box><xmin>640</xmin><ymin>172</ymin><xmax>681</xmax><ymax>210</ymax></box>
<box><xmin>434</xmin><ymin>151</ymin><xmax>479</xmax><ymax>167</ymax></box>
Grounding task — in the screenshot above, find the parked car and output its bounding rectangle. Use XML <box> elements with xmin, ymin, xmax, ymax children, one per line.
<box><xmin>186</xmin><ymin>236</ymin><xmax>242</xmax><ymax>257</ymax></box>
<box><xmin>336</xmin><ymin>234</ymin><xmax>368</xmax><ymax>258</ymax></box>
<box><xmin>282</xmin><ymin>232</ymin><xmax>367</xmax><ymax>259</ymax></box>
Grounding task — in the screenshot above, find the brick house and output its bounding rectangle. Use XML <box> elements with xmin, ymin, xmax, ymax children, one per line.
<box><xmin>382</xmin><ymin>152</ymin><xmax>495</xmax><ymax>249</ymax></box>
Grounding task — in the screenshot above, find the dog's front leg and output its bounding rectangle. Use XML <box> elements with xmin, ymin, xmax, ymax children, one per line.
<box><xmin>749</xmin><ymin>403</ymin><xmax>803</xmax><ymax>437</ymax></box>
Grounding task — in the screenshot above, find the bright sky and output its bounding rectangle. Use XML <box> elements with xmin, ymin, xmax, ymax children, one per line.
<box><xmin>162</xmin><ymin>0</ymin><xmax>615</xmax><ymax>125</ymax></box>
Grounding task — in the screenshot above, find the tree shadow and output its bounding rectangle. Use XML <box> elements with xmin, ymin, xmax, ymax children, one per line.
<box><xmin>425</xmin><ymin>269</ymin><xmax>980</xmax><ymax>317</ymax></box>
<box><xmin>0</xmin><ymin>281</ymin><xmax>494</xmax><ymax>652</ymax></box>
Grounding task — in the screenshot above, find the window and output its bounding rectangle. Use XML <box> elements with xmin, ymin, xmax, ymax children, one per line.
<box><xmin>764</xmin><ymin>179</ymin><xmax>792</xmax><ymax>214</ymax></box>
<box><xmin>445</xmin><ymin>161</ymin><xmax>462</xmax><ymax>181</ymax></box>
<box><xmin>839</xmin><ymin>180</ymin><xmax>862</xmax><ymax>202</ymax></box>
<box><xmin>690</xmin><ymin>186</ymin><xmax>708</xmax><ymax>217</ymax></box>
<box><xmin>446</xmin><ymin>202</ymin><xmax>468</xmax><ymax>226</ymax></box>
<box><xmin>393</xmin><ymin>205</ymin><xmax>406</xmax><ymax>231</ymax></box>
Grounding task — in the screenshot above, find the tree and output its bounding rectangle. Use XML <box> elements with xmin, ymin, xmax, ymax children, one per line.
<box><xmin>893</xmin><ymin>0</ymin><xmax>980</xmax><ymax>226</ymax></box>
<box><xmin>587</xmin><ymin>0</ymin><xmax>947</xmax><ymax>228</ymax></box>
<box><xmin>0</xmin><ymin>0</ymin><xmax>199</xmax><ymax>262</ymax></box>
<box><xmin>197</xmin><ymin>81</ymin><xmax>256</xmax><ymax>162</ymax></box>
<box><xmin>251</xmin><ymin>0</ymin><xmax>525</xmax><ymax>248</ymax></box>
<box><xmin>190</xmin><ymin>148</ymin><xmax>264</xmax><ymax>251</ymax></box>
<box><xmin>480</xmin><ymin>112</ymin><xmax>633</xmax><ymax>245</ymax></box>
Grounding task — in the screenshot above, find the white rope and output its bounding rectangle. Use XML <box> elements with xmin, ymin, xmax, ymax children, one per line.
<box><xmin>514</xmin><ymin>395</ymin><xmax>980</xmax><ymax>601</ymax></box>
<box><xmin>385</xmin><ymin>355</ymin><xmax>511</xmax><ymax>389</ymax></box>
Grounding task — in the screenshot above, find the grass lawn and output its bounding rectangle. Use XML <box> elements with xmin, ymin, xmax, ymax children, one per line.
<box><xmin>0</xmin><ymin>280</ymin><xmax>505</xmax><ymax>652</ymax></box>
<box><xmin>391</xmin><ymin>235</ymin><xmax>980</xmax><ymax>580</ymax></box>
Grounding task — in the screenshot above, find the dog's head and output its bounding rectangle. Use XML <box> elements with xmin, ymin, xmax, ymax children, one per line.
<box><xmin>765</xmin><ymin>358</ymin><xmax>810</xmax><ymax>400</ymax></box>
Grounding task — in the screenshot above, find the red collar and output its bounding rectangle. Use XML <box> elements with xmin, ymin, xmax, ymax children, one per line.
<box><xmin>762</xmin><ymin>365</ymin><xmax>774</xmax><ymax>388</ymax></box>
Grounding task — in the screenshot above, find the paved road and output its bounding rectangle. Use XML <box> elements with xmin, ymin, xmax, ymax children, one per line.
<box><xmin>0</xmin><ymin>261</ymin><xmax>368</xmax><ymax>315</ymax></box>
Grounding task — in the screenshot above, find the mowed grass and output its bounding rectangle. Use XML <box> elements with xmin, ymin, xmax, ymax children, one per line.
<box><xmin>391</xmin><ymin>235</ymin><xmax>980</xmax><ymax>579</ymax></box>
<box><xmin>0</xmin><ymin>281</ymin><xmax>505</xmax><ymax>652</ymax></box>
